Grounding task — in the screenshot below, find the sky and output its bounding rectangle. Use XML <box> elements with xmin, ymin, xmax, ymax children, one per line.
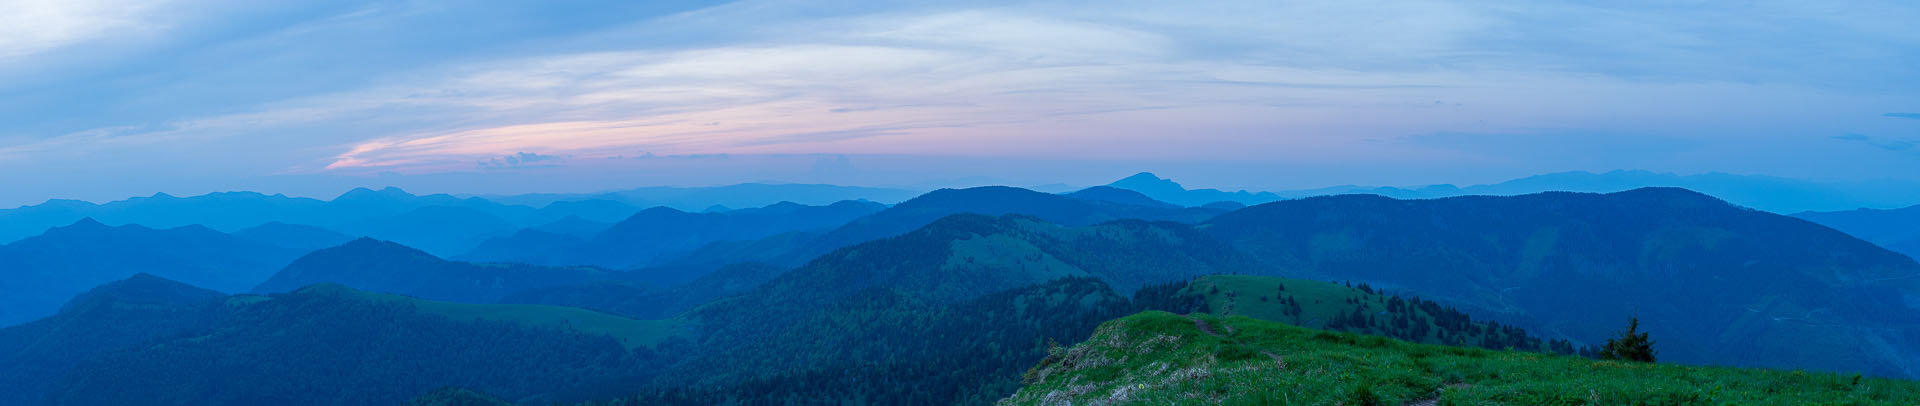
<box><xmin>1</xmin><ymin>0</ymin><xmax>1918</xmax><ymax>206</ymax></box>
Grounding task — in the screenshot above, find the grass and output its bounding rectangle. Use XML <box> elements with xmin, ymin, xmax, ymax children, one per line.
<box><xmin>1001</xmin><ymin>311</ymin><xmax>1920</xmax><ymax>406</ymax></box>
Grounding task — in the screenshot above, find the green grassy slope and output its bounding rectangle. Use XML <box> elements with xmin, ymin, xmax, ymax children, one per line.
<box><xmin>307</xmin><ymin>284</ymin><xmax>675</xmax><ymax>350</ymax></box>
<box><xmin>1002</xmin><ymin>311</ymin><xmax>1920</xmax><ymax>406</ymax></box>
<box><xmin>1185</xmin><ymin>275</ymin><xmax>1562</xmax><ymax>352</ymax></box>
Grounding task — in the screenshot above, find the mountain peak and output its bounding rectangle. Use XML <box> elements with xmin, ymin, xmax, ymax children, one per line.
<box><xmin>1119</xmin><ymin>171</ymin><xmax>1163</xmax><ymax>182</ymax></box>
<box><xmin>1108</xmin><ymin>172</ymin><xmax>1186</xmax><ymax>192</ymax></box>
<box><xmin>334</xmin><ymin>186</ymin><xmax>412</xmax><ymax>201</ymax></box>
<box><xmin>66</xmin><ymin>217</ymin><xmax>109</xmax><ymax>229</ymax></box>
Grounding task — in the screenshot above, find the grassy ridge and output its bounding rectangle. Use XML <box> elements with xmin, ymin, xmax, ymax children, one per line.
<box><xmin>1002</xmin><ymin>311</ymin><xmax>1920</xmax><ymax>405</ymax></box>
<box><xmin>1186</xmin><ymin>275</ymin><xmax>1556</xmax><ymax>352</ymax></box>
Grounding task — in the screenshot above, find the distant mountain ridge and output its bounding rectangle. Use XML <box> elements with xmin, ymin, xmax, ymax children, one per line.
<box><xmin>1107</xmin><ymin>172</ymin><xmax>1280</xmax><ymax>207</ymax></box>
<box><xmin>0</xmin><ymin>218</ymin><xmax>303</xmax><ymax>326</ymax></box>
<box><xmin>1106</xmin><ymin>170</ymin><xmax>1920</xmax><ymax>213</ymax></box>
<box><xmin>1795</xmin><ymin>203</ymin><xmax>1920</xmax><ymax>260</ymax></box>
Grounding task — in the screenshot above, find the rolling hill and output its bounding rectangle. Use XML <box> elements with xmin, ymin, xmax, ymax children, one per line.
<box><xmin>1201</xmin><ymin>187</ymin><xmax>1920</xmax><ymax>377</ymax></box>
<box><xmin>0</xmin><ymin>218</ymin><xmax>303</xmax><ymax>326</ymax></box>
<box><xmin>1002</xmin><ymin>311</ymin><xmax>1920</xmax><ymax>405</ymax></box>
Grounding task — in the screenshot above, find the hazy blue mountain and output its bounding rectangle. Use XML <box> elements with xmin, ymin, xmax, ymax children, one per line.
<box><xmin>231</xmin><ymin>221</ymin><xmax>356</xmax><ymax>252</ymax></box>
<box><xmin>0</xmin><ymin>192</ymin><xmax>327</xmax><ymax>243</ymax></box>
<box><xmin>1063</xmin><ymin>186</ymin><xmax>1181</xmax><ymax>209</ymax></box>
<box><xmin>530</xmin><ymin>215</ymin><xmax>614</xmax><ymax>238</ymax></box>
<box><xmin>1107</xmin><ymin>172</ymin><xmax>1281</xmax><ymax>206</ymax></box>
<box><xmin>0</xmin><ymin>187</ymin><xmax>538</xmax><ymax>246</ymax></box>
<box><xmin>1794</xmin><ymin>204</ymin><xmax>1920</xmax><ymax>256</ymax></box>
<box><xmin>0</xmin><ymin>274</ymin><xmax>230</xmax><ymax>406</ymax></box>
<box><xmin>255</xmin><ymin>238</ymin><xmax>612</xmax><ymax>303</ymax></box>
<box><xmin>1201</xmin><ymin>187</ymin><xmax>1920</xmax><ymax>377</ymax></box>
<box><xmin>1107</xmin><ymin>170</ymin><xmax>1920</xmax><ymax>214</ymax></box>
<box><xmin>339</xmin><ymin>205</ymin><xmax>521</xmax><ymax>257</ymax></box>
<box><xmin>484</xmin><ymin>183</ymin><xmax>922</xmax><ymax>211</ymax></box>
<box><xmin>1894</xmin><ymin>240</ymin><xmax>1920</xmax><ymax>261</ymax></box>
<box><xmin>325</xmin><ymin>187</ymin><xmax>535</xmax><ymax>222</ymax></box>
<box><xmin>1274</xmin><ymin>170</ymin><xmax>1920</xmax><ymax>213</ymax></box>
<box><xmin>457</xmin><ymin>229</ymin><xmax>589</xmax><ymax>265</ymax></box>
<box><xmin>461</xmin><ymin>200</ymin><xmax>886</xmax><ymax>269</ymax></box>
<box><xmin>521</xmin><ymin>199</ymin><xmax>640</xmax><ymax>225</ymax></box>
<box><xmin>0</xmin><ymin>219</ymin><xmax>302</xmax><ymax>326</ymax></box>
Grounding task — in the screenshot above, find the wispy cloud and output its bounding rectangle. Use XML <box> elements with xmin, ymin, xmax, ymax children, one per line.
<box><xmin>478</xmin><ymin>151</ymin><xmax>568</xmax><ymax>169</ymax></box>
<box><xmin>1831</xmin><ymin>133</ymin><xmax>1916</xmax><ymax>151</ymax></box>
<box><xmin>0</xmin><ymin>0</ymin><xmax>172</xmax><ymax>60</ymax></box>
<box><xmin>4</xmin><ymin>0</ymin><xmax>1920</xmax><ymax>204</ymax></box>
<box><xmin>1886</xmin><ymin>113</ymin><xmax>1920</xmax><ymax>120</ymax></box>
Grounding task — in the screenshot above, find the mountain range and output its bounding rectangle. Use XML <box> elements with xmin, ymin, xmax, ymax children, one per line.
<box><xmin>1110</xmin><ymin>170</ymin><xmax>1920</xmax><ymax>213</ymax></box>
<box><xmin>6</xmin><ymin>177</ymin><xmax>1920</xmax><ymax>404</ymax></box>
<box><xmin>0</xmin><ymin>218</ymin><xmax>304</xmax><ymax>326</ymax></box>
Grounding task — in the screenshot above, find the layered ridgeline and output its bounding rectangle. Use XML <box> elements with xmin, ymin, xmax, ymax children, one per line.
<box><xmin>0</xmin><ymin>218</ymin><xmax>303</xmax><ymax>326</ymax></box>
<box><xmin>656</xmin><ymin>186</ymin><xmax>1229</xmax><ymax>270</ymax></box>
<box><xmin>0</xmin><ymin>182</ymin><xmax>920</xmax><ymax>246</ymax></box>
<box><xmin>7</xmin><ymin>274</ymin><xmax>674</xmax><ymax>406</ymax></box>
<box><xmin>1106</xmin><ymin>170</ymin><xmax>1920</xmax><ymax>213</ymax></box>
<box><xmin>1201</xmin><ymin>187</ymin><xmax>1920</xmax><ymax>377</ymax></box>
<box><xmin>1796</xmin><ymin>203</ymin><xmax>1920</xmax><ymax>260</ymax></box>
<box><xmin>458</xmin><ymin>200</ymin><xmax>885</xmax><ymax>270</ymax></box>
<box><xmin>1002</xmin><ymin>312</ymin><xmax>1920</xmax><ymax>406</ymax></box>
<box><xmin>254</xmin><ymin>238</ymin><xmax>615</xmax><ymax>303</ymax></box>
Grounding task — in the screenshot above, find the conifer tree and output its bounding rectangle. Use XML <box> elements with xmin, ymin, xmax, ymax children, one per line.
<box><xmin>1599</xmin><ymin>317</ymin><xmax>1656</xmax><ymax>362</ymax></box>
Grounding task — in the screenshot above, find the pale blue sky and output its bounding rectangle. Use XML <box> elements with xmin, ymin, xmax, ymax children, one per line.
<box><xmin>2</xmin><ymin>0</ymin><xmax>1917</xmax><ymax>206</ymax></box>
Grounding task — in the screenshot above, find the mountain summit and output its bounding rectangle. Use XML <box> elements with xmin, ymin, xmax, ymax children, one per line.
<box><xmin>1107</xmin><ymin>172</ymin><xmax>1281</xmax><ymax>206</ymax></box>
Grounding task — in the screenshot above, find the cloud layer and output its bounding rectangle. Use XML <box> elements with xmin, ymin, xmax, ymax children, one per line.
<box><xmin>2</xmin><ymin>0</ymin><xmax>1918</xmax><ymax>204</ymax></box>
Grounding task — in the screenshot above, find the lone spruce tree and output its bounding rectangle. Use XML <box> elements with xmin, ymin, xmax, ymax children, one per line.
<box><xmin>1599</xmin><ymin>316</ymin><xmax>1656</xmax><ymax>362</ymax></box>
